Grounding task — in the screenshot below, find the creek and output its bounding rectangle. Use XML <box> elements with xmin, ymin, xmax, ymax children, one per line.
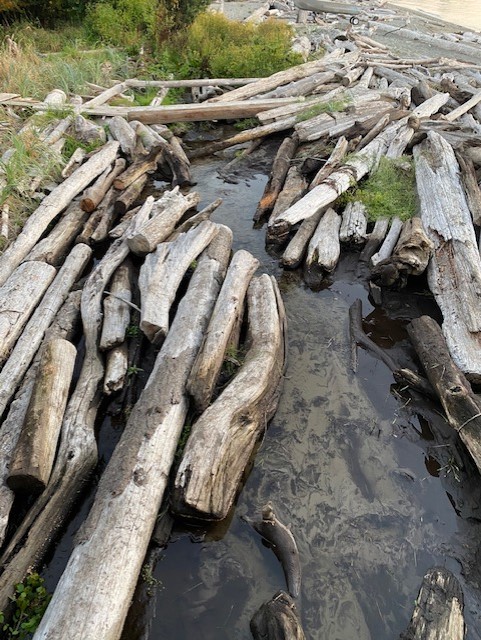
<box><xmin>36</xmin><ymin>138</ymin><xmax>481</xmax><ymax>639</ymax></box>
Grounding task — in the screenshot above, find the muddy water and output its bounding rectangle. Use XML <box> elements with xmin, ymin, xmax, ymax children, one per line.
<box><xmin>393</xmin><ymin>0</ymin><xmax>481</xmax><ymax>30</ymax></box>
<box><xmin>41</xmin><ymin>152</ymin><xmax>481</xmax><ymax>639</ymax></box>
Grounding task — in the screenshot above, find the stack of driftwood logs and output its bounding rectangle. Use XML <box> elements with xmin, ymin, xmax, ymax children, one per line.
<box><xmin>0</xmin><ymin>15</ymin><xmax>480</xmax><ymax>638</ymax></box>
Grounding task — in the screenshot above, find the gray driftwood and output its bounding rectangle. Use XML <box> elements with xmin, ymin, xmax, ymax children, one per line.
<box><xmin>99</xmin><ymin>259</ymin><xmax>133</xmax><ymax>351</ymax></box>
<box><xmin>305</xmin><ymin>207</ymin><xmax>341</xmax><ymax>273</ymax></box>
<box><xmin>251</xmin><ymin>591</ymin><xmax>306</xmax><ymax>640</ymax></box>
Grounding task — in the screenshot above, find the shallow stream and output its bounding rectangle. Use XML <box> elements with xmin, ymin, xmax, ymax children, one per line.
<box><xmin>42</xmin><ymin>146</ymin><xmax>481</xmax><ymax>639</ymax></box>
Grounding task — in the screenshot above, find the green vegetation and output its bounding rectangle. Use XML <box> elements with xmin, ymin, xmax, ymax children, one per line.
<box><xmin>86</xmin><ymin>0</ymin><xmax>157</xmax><ymax>52</ymax></box>
<box><xmin>221</xmin><ymin>344</ymin><xmax>245</xmax><ymax>379</ymax></box>
<box><xmin>295</xmin><ymin>98</ymin><xmax>351</xmax><ymax>123</ymax></box>
<box><xmin>341</xmin><ymin>156</ymin><xmax>417</xmax><ymax>222</ymax></box>
<box><xmin>174</xmin><ymin>423</ymin><xmax>192</xmax><ymax>464</ymax></box>
<box><xmin>0</xmin><ymin>573</ymin><xmax>52</xmax><ymax>639</ymax></box>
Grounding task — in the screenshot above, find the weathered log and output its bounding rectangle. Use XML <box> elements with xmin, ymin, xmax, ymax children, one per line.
<box><xmin>74</xmin><ymin>115</ymin><xmax>106</xmax><ymax>146</ymax></box>
<box><xmin>266</xmin><ymin>167</ymin><xmax>308</xmax><ymax>245</ymax></box>
<box><xmin>138</xmin><ymin>220</ymin><xmax>219</xmax><ymax>343</ymax></box>
<box><xmin>0</xmin><ymin>140</ymin><xmax>119</xmax><ymax>287</ymax></box>
<box><xmin>339</xmin><ymin>201</ymin><xmax>367</xmax><ymax>244</ymax></box>
<box><xmin>259</xmin><ymin>70</ymin><xmax>336</xmax><ymax>100</ymax></box>
<box><xmin>61</xmin><ymin>147</ymin><xmax>86</xmax><ymax>179</ymax></box>
<box><xmin>128</xmin><ymin>188</ymin><xmax>200</xmax><ymax>256</ymax></box>
<box><xmin>257</xmin><ymin>88</ymin><xmax>346</xmax><ymax>124</ymax></box>
<box><xmin>80</xmin><ymin>158</ymin><xmax>126</xmax><ymax>213</ymax></box>
<box><xmin>355</xmin><ymin>113</ymin><xmax>390</xmax><ymax>151</ymax></box>
<box><xmin>371</xmin><ymin>217</ymin><xmax>403</xmax><ymax>266</ymax></box>
<box><xmin>0</xmin><ymin>291</ymin><xmax>81</xmax><ymax>546</ymax></box>
<box><xmin>100</xmin><ymin>259</ymin><xmax>133</xmax><ymax>351</ymax></box>
<box><xmin>44</xmin><ymin>89</ymin><xmax>67</xmax><ymax>107</ymax></box>
<box><xmin>130</xmin><ymin>120</ymin><xmax>165</xmax><ymax>154</ymax></box>
<box><xmin>309</xmin><ymin>135</ymin><xmax>348</xmax><ymax>189</ymax></box>
<box><xmin>187</xmin><ymin>250</ymin><xmax>259</xmax><ymax>412</ymax></box>
<box><xmin>90</xmin><ymin>187</ymin><xmax>121</xmax><ymax>244</ymax></box>
<box><xmin>167</xmin><ymin>198</ymin><xmax>223</xmax><ymax>240</ymax></box>
<box><xmin>340</xmin><ymin>65</ymin><xmax>365</xmax><ymax>87</ymax></box>
<box><xmin>0</xmin><ymin>208</ymin><xmax>151</xmax><ymax>612</ymax></box>
<box><xmin>370</xmin><ymin>218</ymin><xmax>434</xmax><ymax>289</ymax></box>
<box><xmin>7</xmin><ymin>339</ymin><xmax>77</xmax><ymax>493</ymax></box>
<box><xmin>251</xmin><ymin>591</ymin><xmax>306</xmax><ymax>640</ymax></box>
<box><xmin>173</xmin><ymin>274</ymin><xmax>286</xmax><ymax>520</ymax></box>
<box><xmin>113</xmin><ymin>145</ymin><xmax>162</xmax><ymax>191</ymax></box>
<box><xmin>109</xmin><ymin>115</ymin><xmax>137</xmax><ymax>158</ymax></box>
<box><xmin>82</xmin><ymin>81</ymin><xmax>130</xmax><ymax>109</ymax></box>
<box><xmin>1</xmin><ymin>204</ymin><xmax>9</xmax><ymax>241</ymax></box>
<box><xmin>305</xmin><ymin>207</ymin><xmax>341</xmax><ymax>273</ymax></box>
<box><xmin>400</xmin><ymin>567</ymin><xmax>465</xmax><ymax>640</ymax></box>
<box><xmin>444</xmin><ymin>89</ymin><xmax>481</xmax><ymax>122</ymax></box>
<box><xmin>281</xmin><ymin>208</ymin><xmax>325</xmax><ymax>268</ymax></box>
<box><xmin>414</xmin><ymin>131</ymin><xmax>481</xmax><ymax>381</ymax></box>
<box><xmin>125</xmin><ymin>78</ymin><xmax>261</xmax><ymax>89</ymax></box>
<box><xmin>33</xmin><ymin>226</ymin><xmax>233</xmax><ymax>640</ymax></box>
<box><xmin>455</xmin><ymin>151</ymin><xmax>481</xmax><ymax>226</ymax></box>
<box><xmin>113</xmin><ymin>174</ymin><xmax>147</xmax><ymax>216</ymax></box>
<box><xmin>103</xmin><ymin>343</ymin><xmax>129</xmax><ymax>395</ymax></box>
<box><xmin>254</xmin><ymin>135</ymin><xmax>298</xmax><ymax>223</ymax></box>
<box><xmin>408</xmin><ymin>315</ymin><xmax>481</xmax><ymax>473</ymax></box>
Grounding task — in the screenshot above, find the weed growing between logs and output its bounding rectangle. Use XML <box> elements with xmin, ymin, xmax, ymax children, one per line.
<box><xmin>295</xmin><ymin>98</ymin><xmax>351</xmax><ymax>123</ymax></box>
<box><xmin>0</xmin><ymin>573</ymin><xmax>51</xmax><ymax>639</ymax></box>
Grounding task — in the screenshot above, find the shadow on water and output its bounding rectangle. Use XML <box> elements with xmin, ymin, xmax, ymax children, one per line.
<box><xmin>42</xmin><ymin>153</ymin><xmax>481</xmax><ymax>640</ymax></box>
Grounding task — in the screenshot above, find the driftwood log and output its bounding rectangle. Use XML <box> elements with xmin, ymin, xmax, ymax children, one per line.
<box><xmin>251</xmin><ymin>591</ymin><xmax>306</xmax><ymax>640</ymax></box>
<box><xmin>99</xmin><ymin>259</ymin><xmax>133</xmax><ymax>351</ymax></box>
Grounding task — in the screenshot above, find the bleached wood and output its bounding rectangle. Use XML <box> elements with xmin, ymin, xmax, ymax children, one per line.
<box><xmin>258</xmin><ymin>71</ymin><xmax>336</xmax><ymax>100</ymax></box>
<box><xmin>414</xmin><ymin>131</ymin><xmax>481</xmax><ymax>381</ymax></box>
<box><xmin>44</xmin><ymin>89</ymin><xmax>67</xmax><ymax>107</ymax></box>
<box><xmin>80</xmin><ymin>158</ymin><xmax>126</xmax><ymax>212</ymax></box>
<box><xmin>1</xmin><ymin>204</ymin><xmax>9</xmax><ymax>241</ymax></box>
<box><xmin>82</xmin><ymin>82</ymin><xmax>129</xmax><ymax>109</ymax></box>
<box><xmin>455</xmin><ymin>151</ymin><xmax>481</xmax><ymax>226</ymax></box>
<box><xmin>188</xmin><ymin>250</ymin><xmax>259</xmax><ymax>412</ymax></box>
<box><xmin>109</xmin><ymin>116</ymin><xmax>137</xmax><ymax>157</ymax></box>
<box><xmin>113</xmin><ymin>146</ymin><xmax>161</xmax><ymax>190</ymax></box>
<box><xmin>127</xmin><ymin>188</ymin><xmax>200</xmax><ymax>255</ymax></box>
<box><xmin>282</xmin><ymin>208</ymin><xmax>325</xmax><ymax>269</ymax></box>
<box><xmin>359</xmin><ymin>218</ymin><xmax>389</xmax><ymax>265</ymax></box>
<box><xmin>173</xmin><ymin>274</ymin><xmax>286</xmax><ymax>520</ymax></box>
<box><xmin>73</xmin><ymin>115</ymin><xmax>106</xmax><ymax>146</ymax></box>
<box><xmin>125</xmin><ymin>78</ymin><xmax>260</xmax><ymax>89</ymax></box>
<box><xmin>309</xmin><ymin>135</ymin><xmax>348</xmax><ymax>190</ymax></box>
<box><xmin>103</xmin><ymin>343</ymin><xmax>128</xmax><ymax>395</ymax></box>
<box><xmin>444</xmin><ymin>89</ymin><xmax>481</xmax><ymax>121</ymax></box>
<box><xmin>139</xmin><ymin>220</ymin><xmax>219</xmax><ymax>343</ymax></box>
<box><xmin>0</xmin><ymin>141</ymin><xmax>119</xmax><ymax>287</ymax></box>
<box><xmin>33</xmin><ymin>226</ymin><xmax>233</xmax><ymax>640</ymax></box>
<box><xmin>340</xmin><ymin>201</ymin><xmax>368</xmax><ymax>244</ymax></box>
<box><xmin>268</xmin><ymin>166</ymin><xmax>308</xmax><ymax>239</ymax></box>
<box><xmin>130</xmin><ymin>120</ymin><xmax>165</xmax><ymax>153</ymax></box>
<box><xmin>100</xmin><ymin>259</ymin><xmax>133</xmax><ymax>351</ymax></box>
<box><xmin>61</xmin><ymin>148</ymin><xmax>86</xmax><ymax>179</ymax></box>
<box><xmin>371</xmin><ymin>217</ymin><xmax>403</xmax><ymax>266</ymax></box>
<box><xmin>305</xmin><ymin>207</ymin><xmax>341</xmax><ymax>272</ymax></box>
<box><xmin>7</xmin><ymin>339</ymin><xmax>77</xmax><ymax>492</ymax></box>
<box><xmin>167</xmin><ymin>198</ymin><xmax>223</xmax><ymax>241</ymax></box>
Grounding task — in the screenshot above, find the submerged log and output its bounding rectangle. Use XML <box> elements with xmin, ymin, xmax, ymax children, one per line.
<box><xmin>414</xmin><ymin>131</ymin><xmax>481</xmax><ymax>381</ymax></box>
<box><xmin>187</xmin><ymin>250</ymin><xmax>259</xmax><ymax>412</ymax></box>
<box><xmin>173</xmin><ymin>275</ymin><xmax>286</xmax><ymax>520</ymax></box>
<box><xmin>401</xmin><ymin>567</ymin><xmax>465</xmax><ymax>640</ymax></box>
<box><xmin>7</xmin><ymin>339</ymin><xmax>77</xmax><ymax>493</ymax></box>
<box><xmin>33</xmin><ymin>225</ymin><xmax>233</xmax><ymax>640</ymax></box>
<box><xmin>251</xmin><ymin>591</ymin><xmax>306</xmax><ymax>640</ymax></box>
<box><xmin>408</xmin><ymin>316</ymin><xmax>481</xmax><ymax>474</ymax></box>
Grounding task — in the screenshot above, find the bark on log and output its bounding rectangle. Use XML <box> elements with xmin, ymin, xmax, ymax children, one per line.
<box><xmin>100</xmin><ymin>259</ymin><xmax>133</xmax><ymax>351</ymax></box>
<box><xmin>0</xmin><ymin>141</ymin><xmax>119</xmax><ymax>287</ymax></box>
<box><xmin>127</xmin><ymin>188</ymin><xmax>200</xmax><ymax>255</ymax></box>
<box><xmin>32</xmin><ymin>226</ymin><xmax>233</xmax><ymax>640</ymax></box>
<box><xmin>187</xmin><ymin>250</ymin><xmax>259</xmax><ymax>412</ymax></box>
<box><xmin>113</xmin><ymin>174</ymin><xmax>147</xmax><ymax>216</ymax></box>
<box><xmin>254</xmin><ymin>135</ymin><xmax>298</xmax><ymax>223</ymax></box>
<box><xmin>109</xmin><ymin>116</ymin><xmax>137</xmax><ymax>158</ymax></box>
<box><xmin>173</xmin><ymin>274</ymin><xmax>286</xmax><ymax>520</ymax></box>
<box><xmin>414</xmin><ymin>131</ymin><xmax>481</xmax><ymax>381</ymax></box>
<box><xmin>400</xmin><ymin>567</ymin><xmax>465</xmax><ymax>640</ymax></box>
<box><xmin>103</xmin><ymin>343</ymin><xmax>129</xmax><ymax>395</ymax></box>
<box><xmin>138</xmin><ymin>220</ymin><xmax>219</xmax><ymax>343</ymax></box>
<box><xmin>89</xmin><ymin>188</ymin><xmax>121</xmax><ymax>244</ymax></box>
<box><xmin>251</xmin><ymin>591</ymin><xmax>306</xmax><ymax>640</ymax></box>
<box><xmin>339</xmin><ymin>201</ymin><xmax>368</xmax><ymax>244</ymax></box>
<box><xmin>113</xmin><ymin>146</ymin><xmax>161</xmax><ymax>191</ymax></box>
<box><xmin>371</xmin><ymin>217</ymin><xmax>403</xmax><ymax>266</ymax></box>
<box><xmin>80</xmin><ymin>158</ymin><xmax>126</xmax><ymax>213</ymax></box>
<box><xmin>7</xmin><ymin>339</ymin><xmax>77</xmax><ymax>493</ymax></box>
<box><xmin>408</xmin><ymin>315</ymin><xmax>481</xmax><ymax>474</ymax></box>
<box><xmin>305</xmin><ymin>207</ymin><xmax>341</xmax><ymax>273</ymax></box>
<box><xmin>281</xmin><ymin>208</ymin><xmax>325</xmax><ymax>268</ymax></box>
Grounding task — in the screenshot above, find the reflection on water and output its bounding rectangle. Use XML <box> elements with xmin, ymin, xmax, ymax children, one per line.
<box><xmin>393</xmin><ymin>0</ymin><xmax>481</xmax><ymax>30</ymax></box>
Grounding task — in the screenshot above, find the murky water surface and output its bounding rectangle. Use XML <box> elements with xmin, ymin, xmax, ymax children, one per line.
<box><xmin>43</xmin><ymin>152</ymin><xmax>481</xmax><ymax>639</ymax></box>
<box><xmin>393</xmin><ymin>0</ymin><xmax>481</xmax><ymax>31</ymax></box>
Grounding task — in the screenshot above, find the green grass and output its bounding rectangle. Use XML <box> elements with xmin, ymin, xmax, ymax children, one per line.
<box><xmin>341</xmin><ymin>156</ymin><xmax>417</xmax><ymax>222</ymax></box>
<box><xmin>295</xmin><ymin>98</ymin><xmax>350</xmax><ymax>123</ymax></box>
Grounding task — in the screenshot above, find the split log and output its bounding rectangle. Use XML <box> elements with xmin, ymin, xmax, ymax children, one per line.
<box><xmin>281</xmin><ymin>208</ymin><xmax>325</xmax><ymax>268</ymax></box>
<box><xmin>128</xmin><ymin>188</ymin><xmax>200</xmax><ymax>255</ymax></box>
<box><xmin>7</xmin><ymin>339</ymin><xmax>77</xmax><ymax>493</ymax></box>
<box><xmin>339</xmin><ymin>201</ymin><xmax>367</xmax><ymax>244</ymax></box>
<box><xmin>254</xmin><ymin>135</ymin><xmax>298</xmax><ymax>223</ymax></box>
<box><xmin>100</xmin><ymin>259</ymin><xmax>133</xmax><ymax>351</ymax></box>
<box><xmin>266</xmin><ymin>167</ymin><xmax>308</xmax><ymax>244</ymax></box>
<box><xmin>0</xmin><ymin>262</ymin><xmax>57</xmax><ymax>365</ymax></box>
<box><xmin>187</xmin><ymin>250</ymin><xmax>259</xmax><ymax>412</ymax></box>
<box><xmin>309</xmin><ymin>135</ymin><xmax>348</xmax><ymax>189</ymax></box>
<box><xmin>0</xmin><ymin>207</ymin><xmax>152</xmax><ymax>612</ymax></box>
<box><xmin>0</xmin><ymin>140</ymin><xmax>119</xmax><ymax>287</ymax></box>
<box><xmin>33</xmin><ymin>225</ymin><xmax>233</xmax><ymax>640</ymax></box>
<box><xmin>113</xmin><ymin>145</ymin><xmax>161</xmax><ymax>191</ymax></box>
<box><xmin>173</xmin><ymin>274</ymin><xmax>286</xmax><ymax>520</ymax></box>
<box><xmin>371</xmin><ymin>217</ymin><xmax>403</xmax><ymax>266</ymax></box>
<box><xmin>414</xmin><ymin>131</ymin><xmax>481</xmax><ymax>381</ymax></box>
<box><xmin>305</xmin><ymin>207</ymin><xmax>341</xmax><ymax>273</ymax></box>
<box><xmin>408</xmin><ymin>315</ymin><xmax>481</xmax><ymax>473</ymax></box>
<box><xmin>400</xmin><ymin>568</ymin><xmax>465</xmax><ymax>640</ymax></box>
<box><xmin>103</xmin><ymin>343</ymin><xmax>129</xmax><ymax>395</ymax></box>
<box><xmin>109</xmin><ymin>116</ymin><xmax>137</xmax><ymax>158</ymax></box>
<box><xmin>80</xmin><ymin>158</ymin><xmax>126</xmax><ymax>212</ymax></box>
<box><xmin>0</xmin><ymin>291</ymin><xmax>81</xmax><ymax>546</ymax></box>
<box><xmin>370</xmin><ymin>218</ymin><xmax>434</xmax><ymax>288</ymax></box>
<box><xmin>455</xmin><ymin>151</ymin><xmax>481</xmax><ymax>225</ymax></box>
<box><xmin>251</xmin><ymin>591</ymin><xmax>306</xmax><ymax>640</ymax></box>
<box><xmin>113</xmin><ymin>174</ymin><xmax>147</xmax><ymax>216</ymax></box>
<box><xmin>138</xmin><ymin>220</ymin><xmax>219</xmax><ymax>344</ymax></box>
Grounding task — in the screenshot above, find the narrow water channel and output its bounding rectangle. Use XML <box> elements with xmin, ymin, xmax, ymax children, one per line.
<box><xmin>40</xmin><ymin>150</ymin><xmax>481</xmax><ymax>639</ymax></box>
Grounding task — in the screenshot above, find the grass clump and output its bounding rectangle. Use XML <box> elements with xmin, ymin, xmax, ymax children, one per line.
<box><xmin>342</xmin><ymin>156</ymin><xmax>416</xmax><ymax>222</ymax></box>
<box><xmin>295</xmin><ymin>98</ymin><xmax>351</xmax><ymax>123</ymax></box>
<box><xmin>157</xmin><ymin>13</ymin><xmax>303</xmax><ymax>80</ymax></box>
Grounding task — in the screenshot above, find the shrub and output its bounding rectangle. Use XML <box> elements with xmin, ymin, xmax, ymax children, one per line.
<box><xmin>86</xmin><ymin>0</ymin><xmax>157</xmax><ymax>51</ymax></box>
<box><xmin>155</xmin><ymin>0</ymin><xmax>211</xmax><ymax>43</ymax></box>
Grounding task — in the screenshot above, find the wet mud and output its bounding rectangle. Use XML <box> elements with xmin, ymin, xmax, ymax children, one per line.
<box><xmin>41</xmin><ymin>149</ymin><xmax>481</xmax><ymax>640</ymax></box>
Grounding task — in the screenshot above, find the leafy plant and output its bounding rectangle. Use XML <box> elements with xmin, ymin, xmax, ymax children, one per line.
<box><xmin>295</xmin><ymin>98</ymin><xmax>350</xmax><ymax>123</ymax></box>
<box><xmin>0</xmin><ymin>573</ymin><xmax>51</xmax><ymax>639</ymax></box>
<box><xmin>86</xmin><ymin>0</ymin><xmax>157</xmax><ymax>52</ymax></box>
<box><xmin>126</xmin><ymin>323</ymin><xmax>141</xmax><ymax>338</ymax></box>
<box><xmin>127</xmin><ymin>364</ymin><xmax>144</xmax><ymax>377</ymax></box>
